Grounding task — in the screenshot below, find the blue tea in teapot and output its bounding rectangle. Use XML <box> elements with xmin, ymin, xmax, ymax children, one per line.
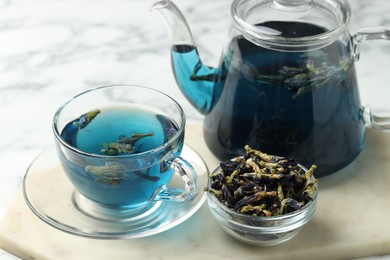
<box><xmin>154</xmin><ymin>0</ymin><xmax>390</xmax><ymax>177</ymax></box>
<box><xmin>172</xmin><ymin>22</ymin><xmax>364</xmax><ymax>177</ymax></box>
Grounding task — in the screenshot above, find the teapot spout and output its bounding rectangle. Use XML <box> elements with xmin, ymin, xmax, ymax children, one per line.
<box><xmin>151</xmin><ymin>0</ymin><xmax>221</xmax><ymax>115</ymax></box>
<box><xmin>151</xmin><ymin>0</ymin><xmax>194</xmax><ymax>47</ymax></box>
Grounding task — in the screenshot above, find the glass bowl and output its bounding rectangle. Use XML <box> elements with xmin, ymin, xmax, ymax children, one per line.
<box><xmin>206</xmin><ymin>163</ymin><xmax>318</xmax><ymax>246</ymax></box>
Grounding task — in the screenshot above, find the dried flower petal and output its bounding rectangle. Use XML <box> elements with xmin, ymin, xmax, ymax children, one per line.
<box><xmin>207</xmin><ymin>146</ymin><xmax>318</xmax><ymax>216</ymax></box>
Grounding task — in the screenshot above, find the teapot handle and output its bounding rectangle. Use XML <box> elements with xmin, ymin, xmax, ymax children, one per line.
<box><xmin>353</xmin><ymin>27</ymin><xmax>390</xmax><ymax>130</ymax></box>
<box><xmin>361</xmin><ymin>106</ymin><xmax>390</xmax><ymax>131</ymax></box>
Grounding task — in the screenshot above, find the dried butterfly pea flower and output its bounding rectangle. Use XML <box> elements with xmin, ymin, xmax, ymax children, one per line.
<box><xmin>206</xmin><ymin>145</ymin><xmax>318</xmax><ymax>217</ymax></box>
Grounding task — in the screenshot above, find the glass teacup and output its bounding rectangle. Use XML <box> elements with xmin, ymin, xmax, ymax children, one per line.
<box><xmin>52</xmin><ymin>84</ymin><xmax>198</xmax><ymax>220</ymax></box>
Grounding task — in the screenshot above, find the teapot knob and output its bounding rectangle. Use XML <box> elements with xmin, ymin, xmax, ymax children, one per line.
<box><xmin>273</xmin><ymin>0</ymin><xmax>312</xmax><ymax>11</ymax></box>
<box><xmin>273</xmin><ymin>0</ymin><xmax>311</xmax><ymax>6</ymax></box>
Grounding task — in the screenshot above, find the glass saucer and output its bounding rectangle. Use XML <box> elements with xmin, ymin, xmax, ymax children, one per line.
<box><xmin>22</xmin><ymin>145</ymin><xmax>208</xmax><ymax>239</ymax></box>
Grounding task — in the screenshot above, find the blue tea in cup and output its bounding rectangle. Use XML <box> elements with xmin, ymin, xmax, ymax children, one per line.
<box><xmin>53</xmin><ymin>85</ymin><xmax>198</xmax><ymax>219</ymax></box>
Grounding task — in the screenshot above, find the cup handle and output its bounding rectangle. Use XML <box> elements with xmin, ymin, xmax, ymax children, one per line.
<box><xmin>151</xmin><ymin>156</ymin><xmax>198</xmax><ymax>202</ymax></box>
<box><xmin>353</xmin><ymin>27</ymin><xmax>390</xmax><ymax>130</ymax></box>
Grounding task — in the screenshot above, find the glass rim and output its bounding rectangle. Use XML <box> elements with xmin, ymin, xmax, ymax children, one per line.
<box><xmin>231</xmin><ymin>0</ymin><xmax>352</xmax><ymax>50</ymax></box>
<box><xmin>52</xmin><ymin>84</ymin><xmax>186</xmax><ymax>159</ymax></box>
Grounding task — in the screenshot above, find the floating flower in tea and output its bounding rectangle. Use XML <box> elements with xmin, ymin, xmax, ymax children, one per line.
<box><xmin>85</xmin><ymin>162</ymin><xmax>130</xmax><ymax>186</ymax></box>
<box><xmin>101</xmin><ymin>132</ymin><xmax>155</xmax><ymax>155</ymax></box>
<box><xmin>73</xmin><ymin>109</ymin><xmax>101</xmax><ymax>129</ymax></box>
<box><xmin>259</xmin><ymin>52</ymin><xmax>353</xmax><ymax>99</ymax></box>
<box><xmin>206</xmin><ymin>146</ymin><xmax>318</xmax><ymax>217</ymax></box>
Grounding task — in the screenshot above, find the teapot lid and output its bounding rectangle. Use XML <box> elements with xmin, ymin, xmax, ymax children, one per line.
<box><xmin>231</xmin><ymin>0</ymin><xmax>351</xmax><ymax>50</ymax></box>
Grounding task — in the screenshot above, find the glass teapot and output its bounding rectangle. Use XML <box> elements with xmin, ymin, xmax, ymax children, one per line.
<box><xmin>152</xmin><ymin>0</ymin><xmax>390</xmax><ymax>177</ymax></box>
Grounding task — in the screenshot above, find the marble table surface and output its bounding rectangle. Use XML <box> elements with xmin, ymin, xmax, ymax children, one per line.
<box><xmin>1</xmin><ymin>0</ymin><xmax>390</xmax><ymax>259</ymax></box>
